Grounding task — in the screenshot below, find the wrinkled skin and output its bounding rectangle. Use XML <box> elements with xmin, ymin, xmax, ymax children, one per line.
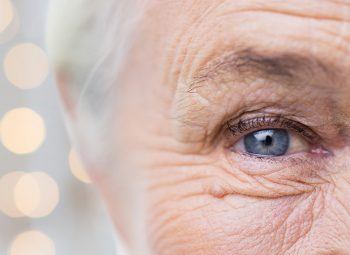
<box><xmin>78</xmin><ymin>1</ymin><xmax>350</xmax><ymax>255</ymax></box>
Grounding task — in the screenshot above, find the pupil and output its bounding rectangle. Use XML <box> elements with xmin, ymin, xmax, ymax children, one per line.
<box><xmin>263</xmin><ymin>135</ymin><xmax>273</xmax><ymax>146</ymax></box>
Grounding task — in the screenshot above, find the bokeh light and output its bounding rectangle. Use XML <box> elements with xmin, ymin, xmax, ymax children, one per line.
<box><xmin>13</xmin><ymin>174</ymin><xmax>40</xmax><ymax>217</ymax></box>
<box><xmin>9</xmin><ymin>231</ymin><xmax>55</xmax><ymax>255</ymax></box>
<box><xmin>4</xmin><ymin>43</ymin><xmax>49</xmax><ymax>89</ymax></box>
<box><xmin>14</xmin><ymin>172</ymin><xmax>59</xmax><ymax>218</ymax></box>
<box><xmin>0</xmin><ymin>1</ymin><xmax>115</xmax><ymax>253</ymax></box>
<box><xmin>1</xmin><ymin>108</ymin><xmax>46</xmax><ymax>154</ymax></box>
<box><xmin>0</xmin><ymin>0</ymin><xmax>13</xmax><ymax>33</ymax></box>
<box><xmin>0</xmin><ymin>172</ymin><xmax>25</xmax><ymax>218</ymax></box>
<box><xmin>69</xmin><ymin>148</ymin><xmax>91</xmax><ymax>184</ymax></box>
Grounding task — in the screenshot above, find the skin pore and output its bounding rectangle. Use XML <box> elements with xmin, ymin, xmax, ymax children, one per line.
<box><xmin>80</xmin><ymin>0</ymin><xmax>350</xmax><ymax>254</ymax></box>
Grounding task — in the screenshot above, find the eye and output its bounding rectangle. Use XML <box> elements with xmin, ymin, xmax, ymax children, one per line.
<box><xmin>227</xmin><ymin>116</ymin><xmax>321</xmax><ymax>158</ymax></box>
<box><xmin>243</xmin><ymin>128</ymin><xmax>289</xmax><ymax>156</ymax></box>
<box><xmin>232</xmin><ymin>128</ymin><xmax>310</xmax><ymax>157</ymax></box>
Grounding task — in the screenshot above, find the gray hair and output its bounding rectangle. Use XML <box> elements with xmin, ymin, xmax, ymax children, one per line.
<box><xmin>47</xmin><ymin>2</ymin><xmax>151</xmax><ymax>254</ymax></box>
<box><xmin>47</xmin><ymin>0</ymin><xmax>146</xmax><ymax>163</ymax></box>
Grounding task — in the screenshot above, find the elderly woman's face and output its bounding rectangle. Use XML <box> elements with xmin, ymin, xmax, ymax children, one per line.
<box><xmin>98</xmin><ymin>1</ymin><xmax>350</xmax><ymax>254</ymax></box>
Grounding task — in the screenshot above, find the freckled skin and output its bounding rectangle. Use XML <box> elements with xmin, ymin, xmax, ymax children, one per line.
<box><xmin>81</xmin><ymin>1</ymin><xmax>350</xmax><ymax>255</ymax></box>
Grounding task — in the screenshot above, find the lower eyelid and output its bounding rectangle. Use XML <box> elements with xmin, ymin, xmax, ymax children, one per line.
<box><xmin>224</xmin><ymin>149</ymin><xmax>330</xmax><ymax>183</ymax></box>
<box><xmin>217</xmin><ymin>152</ymin><xmax>330</xmax><ymax>199</ymax></box>
<box><xmin>225</xmin><ymin>129</ymin><xmax>331</xmax><ymax>171</ymax></box>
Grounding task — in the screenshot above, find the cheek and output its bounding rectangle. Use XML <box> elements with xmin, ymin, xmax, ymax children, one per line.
<box><xmin>144</xmin><ymin>161</ymin><xmax>319</xmax><ymax>255</ymax></box>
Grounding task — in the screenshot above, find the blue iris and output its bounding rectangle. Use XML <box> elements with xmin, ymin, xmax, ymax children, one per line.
<box><xmin>244</xmin><ymin>129</ymin><xmax>289</xmax><ymax>156</ymax></box>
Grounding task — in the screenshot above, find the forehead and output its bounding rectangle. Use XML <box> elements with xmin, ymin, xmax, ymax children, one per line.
<box><xmin>142</xmin><ymin>0</ymin><xmax>350</xmax><ymax>80</ymax></box>
<box><xmin>147</xmin><ymin>0</ymin><xmax>350</xmax><ymax>25</ymax></box>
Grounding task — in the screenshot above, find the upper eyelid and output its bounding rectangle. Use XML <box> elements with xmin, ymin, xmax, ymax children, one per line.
<box><xmin>226</xmin><ymin>115</ymin><xmax>321</xmax><ymax>144</ymax></box>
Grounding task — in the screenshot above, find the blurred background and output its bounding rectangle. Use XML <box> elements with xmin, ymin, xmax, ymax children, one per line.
<box><xmin>0</xmin><ymin>0</ymin><xmax>117</xmax><ymax>254</ymax></box>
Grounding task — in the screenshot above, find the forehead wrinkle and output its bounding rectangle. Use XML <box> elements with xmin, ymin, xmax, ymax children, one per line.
<box><xmin>188</xmin><ymin>48</ymin><xmax>338</xmax><ymax>93</ymax></box>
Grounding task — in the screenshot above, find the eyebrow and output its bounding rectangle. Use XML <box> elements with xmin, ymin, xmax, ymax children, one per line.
<box><xmin>188</xmin><ymin>48</ymin><xmax>335</xmax><ymax>92</ymax></box>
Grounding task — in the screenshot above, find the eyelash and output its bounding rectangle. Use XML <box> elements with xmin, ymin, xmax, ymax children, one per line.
<box><xmin>226</xmin><ymin>115</ymin><xmax>320</xmax><ymax>145</ymax></box>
